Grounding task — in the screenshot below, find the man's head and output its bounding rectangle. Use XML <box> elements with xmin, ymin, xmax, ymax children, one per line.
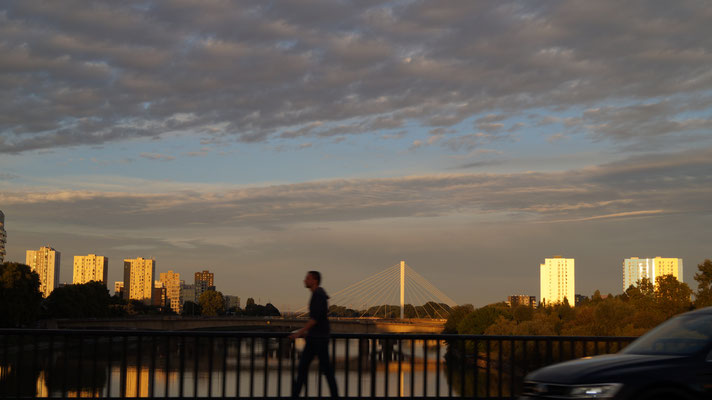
<box><xmin>304</xmin><ymin>270</ymin><xmax>321</xmax><ymax>290</ymax></box>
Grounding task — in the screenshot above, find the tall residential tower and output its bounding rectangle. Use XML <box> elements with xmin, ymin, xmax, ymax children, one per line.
<box><xmin>159</xmin><ymin>270</ymin><xmax>182</xmax><ymax>314</ymax></box>
<box><xmin>73</xmin><ymin>254</ymin><xmax>109</xmax><ymax>285</ymax></box>
<box><xmin>26</xmin><ymin>246</ymin><xmax>61</xmax><ymax>297</ymax></box>
<box><xmin>623</xmin><ymin>257</ymin><xmax>683</xmax><ymax>291</ymax></box>
<box><xmin>195</xmin><ymin>269</ymin><xmax>215</xmax><ymax>301</ymax></box>
<box><xmin>123</xmin><ymin>257</ymin><xmax>155</xmax><ymax>304</ymax></box>
<box><xmin>540</xmin><ymin>256</ymin><xmax>575</xmax><ymax>306</ymax></box>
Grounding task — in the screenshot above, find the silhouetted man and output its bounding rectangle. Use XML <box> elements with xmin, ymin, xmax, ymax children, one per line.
<box><xmin>290</xmin><ymin>270</ymin><xmax>339</xmax><ymax>398</ymax></box>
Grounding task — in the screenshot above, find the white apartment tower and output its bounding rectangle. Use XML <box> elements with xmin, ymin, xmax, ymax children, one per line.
<box><xmin>540</xmin><ymin>256</ymin><xmax>575</xmax><ymax>306</ymax></box>
<box><xmin>123</xmin><ymin>257</ymin><xmax>155</xmax><ymax>304</ymax></box>
<box><xmin>26</xmin><ymin>246</ymin><xmax>61</xmax><ymax>297</ymax></box>
<box><xmin>73</xmin><ymin>254</ymin><xmax>109</xmax><ymax>285</ymax></box>
<box><xmin>0</xmin><ymin>210</ymin><xmax>6</xmax><ymax>263</ymax></box>
<box><xmin>159</xmin><ymin>270</ymin><xmax>182</xmax><ymax>314</ymax></box>
<box><xmin>623</xmin><ymin>257</ymin><xmax>683</xmax><ymax>292</ymax></box>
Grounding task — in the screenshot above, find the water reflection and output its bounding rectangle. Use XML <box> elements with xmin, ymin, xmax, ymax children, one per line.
<box><xmin>1</xmin><ymin>335</ymin><xmax>467</xmax><ymax>397</ymax></box>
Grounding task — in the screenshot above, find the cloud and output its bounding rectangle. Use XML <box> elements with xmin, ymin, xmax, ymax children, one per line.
<box><xmin>2</xmin><ymin>1</ymin><xmax>712</xmax><ymax>153</ymax></box>
<box><xmin>2</xmin><ymin>147</ymin><xmax>711</xmax><ymax>231</ymax></box>
<box><xmin>139</xmin><ymin>152</ymin><xmax>175</xmax><ymax>161</ymax></box>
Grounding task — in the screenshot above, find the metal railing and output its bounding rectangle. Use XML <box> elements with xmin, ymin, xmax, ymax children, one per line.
<box><xmin>0</xmin><ymin>329</ymin><xmax>636</xmax><ymax>398</ymax></box>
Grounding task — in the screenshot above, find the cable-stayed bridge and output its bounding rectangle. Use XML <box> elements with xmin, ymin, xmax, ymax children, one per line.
<box><xmin>298</xmin><ymin>260</ymin><xmax>457</xmax><ymax>320</ymax></box>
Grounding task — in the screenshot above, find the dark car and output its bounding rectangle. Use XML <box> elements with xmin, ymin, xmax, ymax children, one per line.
<box><xmin>520</xmin><ymin>307</ymin><xmax>712</xmax><ymax>399</ymax></box>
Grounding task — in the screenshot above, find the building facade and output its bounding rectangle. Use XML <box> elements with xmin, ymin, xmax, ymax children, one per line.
<box><xmin>159</xmin><ymin>270</ymin><xmax>182</xmax><ymax>314</ymax></box>
<box><xmin>507</xmin><ymin>295</ymin><xmax>537</xmax><ymax>308</ymax></box>
<box><xmin>540</xmin><ymin>256</ymin><xmax>575</xmax><ymax>306</ymax></box>
<box><xmin>195</xmin><ymin>269</ymin><xmax>215</xmax><ymax>301</ymax></box>
<box><xmin>115</xmin><ymin>281</ymin><xmax>124</xmax><ymax>297</ymax></box>
<box><xmin>0</xmin><ymin>210</ymin><xmax>6</xmax><ymax>263</ymax></box>
<box><xmin>225</xmin><ymin>295</ymin><xmax>241</xmax><ymax>311</ymax></box>
<box><xmin>26</xmin><ymin>246</ymin><xmax>61</xmax><ymax>297</ymax></box>
<box><xmin>623</xmin><ymin>257</ymin><xmax>684</xmax><ymax>291</ymax></box>
<box><xmin>72</xmin><ymin>254</ymin><xmax>109</xmax><ymax>285</ymax></box>
<box><xmin>123</xmin><ymin>257</ymin><xmax>155</xmax><ymax>304</ymax></box>
<box><xmin>181</xmin><ymin>283</ymin><xmax>196</xmax><ymax>305</ymax></box>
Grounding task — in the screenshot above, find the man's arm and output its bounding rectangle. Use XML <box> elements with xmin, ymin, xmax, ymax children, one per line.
<box><xmin>290</xmin><ymin>318</ymin><xmax>316</xmax><ymax>339</ymax></box>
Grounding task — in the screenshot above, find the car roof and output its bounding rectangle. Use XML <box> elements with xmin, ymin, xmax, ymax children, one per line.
<box><xmin>680</xmin><ymin>306</ymin><xmax>712</xmax><ymax>317</ymax></box>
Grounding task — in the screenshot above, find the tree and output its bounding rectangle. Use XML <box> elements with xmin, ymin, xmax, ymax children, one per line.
<box><xmin>199</xmin><ymin>290</ymin><xmax>225</xmax><ymax>316</ymax></box>
<box><xmin>655</xmin><ymin>275</ymin><xmax>692</xmax><ymax>319</ymax></box>
<box><xmin>0</xmin><ymin>262</ymin><xmax>42</xmax><ymax>327</ymax></box>
<box><xmin>264</xmin><ymin>303</ymin><xmax>281</xmax><ymax>316</ymax></box>
<box><xmin>457</xmin><ymin>304</ymin><xmax>511</xmax><ymax>335</ymax></box>
<box><xmin>693</xmin><ymin>259</ymin><xmax>712</xmax><ymax>307</ymax></box>
<box><xmin>246</xmin><ymin>297</ymin><xmax>255</xmax><ymax>307</ymax></box>
<box><xmin>43</xmin><ymin>281</ymin><xmax>111</xmax><ymax>318</ymax></box>
<box><xmin>182</xmin><ymin>301</ymin><xmax>201</xmax><ymax>316</ymax></box>
<box><xmin>443</xmin><ymin>304</ymin><xmax>474</xmax><ymax>333</ymax></box>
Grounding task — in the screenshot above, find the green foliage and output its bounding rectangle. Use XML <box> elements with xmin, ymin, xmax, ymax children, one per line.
<box><xmin>694</xmin><ymin>259</ymin><xmax>712</xmax><ymax>307</ymax></box>
<box><xmin>43</xmin><ymin>281</ymin><xmax>112</xmax><ymax>319</ymax></box>
<box><xmin>0</xmin><ymin>262</ymin><xmax>42</xmax><ymax>327</ymax></box>
<box><xmin>447</xmin><ymin>263</ymin><xmax>708</xmax><ymax>337</ymax></box>
<box><xmin>443</xmin><ymin>304</ymin><xmax>474</xmax><ymax>333</ymax></box>
<box><xmin>199</xmin><ymin>290</ymin><xmax>225</xmax><ymax>316</ymax></box>
<box><xmin>243</xmin><ymin>300</ymin><xmax>281</xmax><ymax>316</ymax></box>
<box><xmin>457</xmin><ymin>303</ymin><xmax>511</xmax><ymax>335</ymax></box>
<box><xmin>654</xmin><ymin>274</ymin><xmax>692</xmax><ymax>318</ymax></box>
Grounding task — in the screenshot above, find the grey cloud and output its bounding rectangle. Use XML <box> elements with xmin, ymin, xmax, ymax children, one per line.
<box><xmin>2</xmin><ymin>1</ymin><xmax>712</xmax><ymax>153</ymax></box>
<box><xmin>139</xmin><ymin>152</ymin><xmax>175</xmax><ymax>161</ymax></box>
<box><xmin>3</xmin><ymin>147</ymin><xmax>711</xmax><ymax>231</ymax></box>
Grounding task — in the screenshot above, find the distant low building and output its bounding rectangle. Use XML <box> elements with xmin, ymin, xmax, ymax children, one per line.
<box><xmin>225</xmin><ymin>295</ymin><xmax>241</xmax><ymax>310</ymax></box>
<box><xmin>507</xmin><ymin>295</ymin><xmax>537</xmax><ymax>308</ymax></box>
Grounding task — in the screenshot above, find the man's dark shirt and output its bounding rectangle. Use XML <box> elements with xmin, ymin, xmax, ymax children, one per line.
<box><xmin>308</xmin><ymin>287</ymin><xmax>330</xmax><ymax>338</ymax></box>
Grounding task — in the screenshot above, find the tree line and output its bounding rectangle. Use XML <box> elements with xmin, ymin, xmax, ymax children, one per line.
<box><xmin>328</xmin><ymin>301</ymin><xmax>452</xmax><ymax>319</ymax></box>
<box><xmin>445</xmin><ymin>259</ymin><xmax>712</xmax><ymax>337</ymax></box>
<box><xmin>0</xmin><ymin>261</ymin><xmax>280</xmax><ymax>327</ymax></box>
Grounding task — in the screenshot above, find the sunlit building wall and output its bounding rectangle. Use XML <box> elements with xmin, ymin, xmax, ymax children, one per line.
<box><xmin>0</xmin><ymin>210</ymin><xmax>6</xmax><ymax>263</ymax></box>
<box><xmin>123</xmin><ymin>257</ymin><xmax>155</xmax><ymax>304</ymax></box>
<box><xmin>160</xmin><ymin>270</ymin><xmax>182</xmax><ymax>314</ymax></box>
<box><xmin>115</xmin><ymin>281</ymin><xmax>124</xmax><ymax>297</ymax></box>
<box><xmin>72</xmin><ymin>254</ymin><xmax>109</xmax><ymax>285</ymax></box>
<box><xmin>623</xmin><ymin>257</ymin><xmax>684</xmax><ymax>291</ymax></box>
<box><xmin>26</xmin><ymin>246</ymin><xmax>61</xmax><ymax>297</ymax></box>
<box><xmin>195</xmin><ymin>269</ymin><xmax>215</xmax><ymax>301</ymax></box>
<box><xmin>540</xmin><ymin>256</ymin><xmax>575</xmax><ymax>306</ymax></box>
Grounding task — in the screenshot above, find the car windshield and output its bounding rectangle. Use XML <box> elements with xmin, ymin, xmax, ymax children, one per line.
<box><xmin>622</xmin><ymin>313</ymin><xmax>712</xmax><ymax>356</ymax></box>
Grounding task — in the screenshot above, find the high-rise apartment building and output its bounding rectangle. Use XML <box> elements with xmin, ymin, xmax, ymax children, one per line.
<box><xmin>0</xmin><ymin>210</ymin><xmax>6</xmax><ymax>263</ymax></box>
<box><xmin>623</xmin><ymin>257</ymin><xmax>684</xmax><ymax>291</ymax></box>
<box><xmin>72</xmin><ymin>254</ymin><xmax>108</xmax><ymax>285</ymax></box>
<box><xmin>159</xmin><ymin>270</ymin><xmax>182</xmax><ymax>314</ymax></box>
<box><xmin>115</xmin><ymin>281</ymin><xmax>124</xmax><ymax>297</ymax></box>
<box><xmin>26</xmin><ymin>246</ymin><xmax>61</xmax><ymax>297</ymax></box>
<box><xmin>123</xmin><ymin>257</ymin><xmax>155</xmax><ymax>304</ymax></box>
<box><xmin>540</xmin><ymin>256</ymin><xmax>575</xmax><ymax>306</ymax></box>
<box><xmin>195</xmin><ymin>269</ymin><xmax>215</xmax><ymax>301</ymax></box>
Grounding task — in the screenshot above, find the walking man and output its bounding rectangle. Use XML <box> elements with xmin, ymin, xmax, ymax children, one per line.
<box><xmin>290</xmin><ymin>270</ymin><xmax>339</xmax><ymax>398</ymax></box>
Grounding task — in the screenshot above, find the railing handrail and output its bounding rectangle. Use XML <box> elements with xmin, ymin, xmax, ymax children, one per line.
<box><xmin>0</xmin><ymin>328</ymin><xmax>639</xmax><ymax>342</ymax></box>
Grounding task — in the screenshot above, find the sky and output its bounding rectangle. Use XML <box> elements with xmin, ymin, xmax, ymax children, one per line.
<box><xmin>1</xmin><ymin>0</ymin><xmax>711</xmax><ymax>312</ymax></box>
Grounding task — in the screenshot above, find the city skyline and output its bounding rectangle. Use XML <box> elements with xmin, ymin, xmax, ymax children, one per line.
<box><xmin>1</xmin><ymin>1</ymin><xmax>711</xmax><ymax>310</ymax></box>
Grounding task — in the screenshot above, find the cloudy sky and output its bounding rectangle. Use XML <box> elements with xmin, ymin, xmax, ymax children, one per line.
<box><xmin>1</xmin><ymin>0</ymin><xmax>711</xmax><ymax>311</ymax></box>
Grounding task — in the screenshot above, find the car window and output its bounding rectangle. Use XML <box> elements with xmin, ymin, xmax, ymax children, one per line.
<box><xmin>622</xmin><ymin>314</ymin><xmax>712</xmax><ymax>356</ymax></box>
